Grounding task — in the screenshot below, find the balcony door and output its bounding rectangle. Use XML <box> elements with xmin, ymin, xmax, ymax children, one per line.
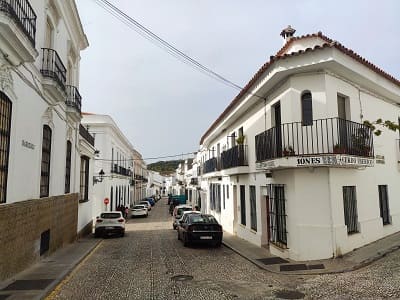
<box><xmin>273</xmin><ymin>102</ymin><xmax>282</xmax><ymax>157</ymax></box>
<box><xmin>337</xmin><ymin>95</ymin><xmax>349</xmax><ymax>150</ymax></box>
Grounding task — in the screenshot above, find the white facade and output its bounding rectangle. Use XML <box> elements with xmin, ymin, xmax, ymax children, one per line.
<box><xmin>81</xmin><ymin>114</ymin><xmax>134</xmax><ymax>217</ymax></box>
<box><xmin>0</xmin><ymin>0</ymin><xmax>88</xmax><ymax>202</ymax></box>
<box><xmin>147</xmin><ymin>170</ymin><xmax>164</xmax><ymax>197</ymax></box>
<box><xmin>132</xmin><ymin>148</ymin><xmax>148</xmax><ymax>204</ymax></box>
<box><xmin>198</xmin><ymin>29</ymin><xmax>400</xmax><ymax>261</ymax></box>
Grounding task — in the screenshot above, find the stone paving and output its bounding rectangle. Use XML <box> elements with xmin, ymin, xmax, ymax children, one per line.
<box><xmin>49</xmin><ymin>198</ymin><xmax>400</xmax><ymax>300</ymax></box>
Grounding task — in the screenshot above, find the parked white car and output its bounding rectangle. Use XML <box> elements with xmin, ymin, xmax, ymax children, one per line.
<box><xmin>139</xmin><ymin>200</ymin><xmax>152</xmax><ymax>211</ymax></box>
<box><xmin>131</xmin><ymin>204</ymin><xmax>148</xmax><ymax>218</ymax></box>
<box><xmin>95</xmin><ymin>211</ymin><xmax>125</xmax><ymax>237</ymax></box>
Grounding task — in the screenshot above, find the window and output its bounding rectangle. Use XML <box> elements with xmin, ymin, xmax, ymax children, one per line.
<box><xmin>231</xmin><ymin>132</ymin><xmax>236</xmax><ymax>147</ymax></box>
<box><xmin>40</xmin><ymin>125</ymin><xmax>52</xmax><ymax>198</ymax></box>
<box><xmin>110</xmin><ymin>186</ymin><xmax>113</xmax><ymax>211</ymax></box>
<box><xmin>301</xmin><ymin>91</ymin><xmax>313</xmax><ymax>126</ymax></box>
<box><xmin>343</xmin><ymin>186</ymin><xmax>359</xmax><ymax>234</ymax></box>
<box><xmin>268</xmin><ymin>184</ymin><xmax>287</xmax><ymax>245</ymax></box>
<box><xmin>79</xmin><ymin>156</ymin><xmax>89</xmax><ymax>202</ymax></box>
<box><xmin>0</xmin><ymin>92</ymin><xmax>12</xmax><ymax>203</ymax></box>
<box><xmin>240</xmin><ymin>185</ymin><xmax>246</xmax><ymax>225</ymax></box>
<box><xmin>223</xmin><ymin>184</ymin><xmax>225</xmax><ymax>210</ymax></box>
<box><xmin>378</xmin><ymin>185</ymin><xmax>390</xmax><ymax>225</ymax></box>
<box><xmin>226</xmin><ymin>184</ymin><xmax>229</xmax><ymax>199</ymax></box>
<box><xmin>64</xmin><ymin>141</ymin><xmax>72</xmax><ymax>193</ymax></box>
<box><xmin>250</xmin><ymin>186</ymin><xmax>257</xmax><ymax>231</ymax></box>
<box><xmin>238</xmin><ymin>127</ymin><xmax>244</xmax><ymax>138</ymax></box>
<box><xmin>44</xmin><ymin>19</ymin><xmax>54</xmax><ymax>49</ymax></box>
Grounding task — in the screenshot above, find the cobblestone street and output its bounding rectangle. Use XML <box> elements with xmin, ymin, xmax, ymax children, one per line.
<box><xmin>49</xmin><ymin>198</ymin><xmax>400</xmax><ymax>300</ymax></box>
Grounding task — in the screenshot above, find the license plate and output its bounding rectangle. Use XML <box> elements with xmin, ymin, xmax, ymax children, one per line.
<box><xmin>200</xmin><ymin>236</ymin><xmax>212</xmax><ymax>240</ymax></box>
<box><xmin>105</xmin><ymin>227</ymin><xmax>114</xmax><ymax>230</ymax></box>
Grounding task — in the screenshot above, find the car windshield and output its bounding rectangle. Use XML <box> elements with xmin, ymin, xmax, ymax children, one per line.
<box><xmin>177</xmin><ymin>207</ymin><xmax>192</xmax><ymax>216</ymax></box>
<box><xmin>189</xmin><ymin>215</ymin><xmax>218</xmax><ymax>224</ymax></box>
<box><xmin>133</xmin><ymin>205</ymin><xmax>145</xmax><ymax>209</ymax></box>
<box><xmin>100</xmin><ymin>213</ymin><xmax>121</xmax><ymax>219</ymax></box>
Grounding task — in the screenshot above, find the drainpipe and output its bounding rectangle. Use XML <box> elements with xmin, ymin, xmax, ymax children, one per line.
<box><xmin>327</xmin><ymin>168</ymin><xmax>337</xmax><ymax>258</ymax></box>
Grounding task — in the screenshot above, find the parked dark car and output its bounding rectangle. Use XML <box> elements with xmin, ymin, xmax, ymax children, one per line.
<box><xmin>177</xmin><ymin>213</ymin><xmax>223</xmax><ymax>247</ymax></box>
<box><xmin>146</xmin><ymin>197</ymin><xmax>155</xmax><ymax>206</ymax></box>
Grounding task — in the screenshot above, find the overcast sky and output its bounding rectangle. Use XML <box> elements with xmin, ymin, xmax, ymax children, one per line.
<box><xmin>76</xmin><ymin>0</ymin><xmax>400</xmax><ymax>162</ymax></box>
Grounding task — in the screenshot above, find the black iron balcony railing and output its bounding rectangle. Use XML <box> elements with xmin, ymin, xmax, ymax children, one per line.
<box><xmin>79</xmin><ymin>124</ymin><xmax>94</xmax><ymax>147</ymax></box>
<box><xmin>66</xmin><ymin>85</ymin><xmax>82</xmax><ymax>113</ymax></box>
<box><xmin>0</xmin><ymin>0</ymin><xmax>37</xmax><ymax>46</ymax></box>
<box><xmin>255</xmin><ymin>117</ymin><xmax>374</xmax><ymax>162</ymax></box>
<box><xmin>221</xmin><ymin>144</ymin><xmax>248</xmax><ymax>169</ymax></box>
<box><xmin>41</xmin><ymin>48</ymin><xmax>67</xmax><ymax>91</ymax></box>
<box><xmin>203</xmin><ymin>157</ymin><xmax>220</xmax><ymax>174</ymax></box>
<box><xmin>110</xmin><ymin>164</ymin><xmax>132</xmax><ymax>176</ymax></box>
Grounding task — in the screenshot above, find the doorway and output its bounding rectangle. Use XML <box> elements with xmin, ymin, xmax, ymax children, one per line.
<box><xmin>274</xmin><ymin>102</ymin><xmax>282</xmax><ymax>157</ymax></box>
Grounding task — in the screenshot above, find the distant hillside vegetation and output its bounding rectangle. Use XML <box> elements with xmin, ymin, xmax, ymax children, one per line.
<box><xmin>147</xmin><ymin>160</ymin><xmax>184</xmax><ymax>175</ymax></box>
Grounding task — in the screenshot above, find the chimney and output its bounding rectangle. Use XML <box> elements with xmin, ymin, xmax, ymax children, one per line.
<box><xmin>280</xmin><ymin>25</ymin><xmax>296</xmax><ymax>44</ymax></box>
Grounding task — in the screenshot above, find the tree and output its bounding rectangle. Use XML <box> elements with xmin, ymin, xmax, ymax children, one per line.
<box><xmin>363</xmin><ymin>119</ymin><xmax>400</xmax><ymax>136</ymax></box>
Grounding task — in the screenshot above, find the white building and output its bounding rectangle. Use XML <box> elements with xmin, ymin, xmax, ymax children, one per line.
<box><xmin>147</xmin><ymin>170</ymin><xmax>164</xmax><ymax>197</ymax></box>
<box><xmin>198</xmin><ymin>26</ymin><xmax>400</xmax><ymax>261</ymax></box>
<box><xmin>81</xmin><ymin>113</ymin><xmax>134</xmax><ymax>216</ymax></box>
<box><xmin>132</xmin><ymin>148</ymin><xmax>148</xmax><ymax>204</ymax></box>
<box><xmin>0</xmin><ymin>0</ymin><xmax>90</xmax><ymax>280</ymax></box>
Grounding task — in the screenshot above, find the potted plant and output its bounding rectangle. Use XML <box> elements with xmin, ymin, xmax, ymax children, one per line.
<box><xmin>283</xmin><ymin>146</ymin><xmax>295</xmax><ymax>156</ymax></box>
<box><xmin>236</xmin><ymin>135</ymin><xmax>245</xmax><ymax>145</ymax></box>
<box><xmin>333</xmin><ymin>144</ymin><xmax>346</xmax><ymax>154</ymax></box>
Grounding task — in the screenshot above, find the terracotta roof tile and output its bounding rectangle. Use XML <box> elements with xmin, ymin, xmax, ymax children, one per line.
<box><xmin>199</xmin><ymin>32</ymin><xmax>400</xmax><ymax>145</ymax></box>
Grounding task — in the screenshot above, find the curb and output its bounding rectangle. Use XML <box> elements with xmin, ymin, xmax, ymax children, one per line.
<box><xmin>222</xmin><ymin>239</ymin><xmax>400</xmax><ymax>276</ymax></box>
<box><xmin>40</xmin><ymin>238</ymin><xmax>102</xmax><ymax>300</ymax></box>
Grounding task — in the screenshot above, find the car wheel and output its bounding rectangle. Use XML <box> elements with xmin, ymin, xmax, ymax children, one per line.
<box><xmin>177</xmin><ymin>231</ymin><xmax>181</xmax><ymax>240</ymax></box>
<box><xmin>94</xmin><ymin>230</ymin><xmax>100</xmax><ymax>238</ymax></box>
<box><xmin>173</xmin><ymin>224</ymin><xmax>176</xmax><ymax>230</ymax></box>
<box><xmin>214</xmin><ymin>240</ymin><xmax>222</xmax><ymax>248</ymax></box>
<box><xmin>120</xmin><ymin>231</ymin><xmax>125</xmax><ymax>237</ymax></box>
<box><xmin>183</xmin><ymin>233</ymin><xmax>189</xmax><ymax>247</ymax></box>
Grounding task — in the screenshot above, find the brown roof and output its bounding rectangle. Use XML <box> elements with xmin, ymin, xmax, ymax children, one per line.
<box><xmin>199</xmin><ymin>32</ymin><xmax>400</xmax><ymax>145</ymax></box>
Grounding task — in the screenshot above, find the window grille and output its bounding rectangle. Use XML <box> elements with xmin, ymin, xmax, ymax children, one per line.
<box><xmin>64</xmin><ymin>141</ymin><xmax>72</xmax><ymax>193</ymax></box>
<box><xmin>240</xmin><ymin>185</ymin><xmax>246</xmax><ymax>225</ymax></box>
<box><xmin>378</xmin><ymin>185</ymin><xmax>390</xmax><ymax>225</ymax></box>
<box><xmin>40</xmin><ymin>125</ymin><xmax>52</xmax><ymax>198</ymax></box>
<box><xmin>250</xmin><ymin>185</ymin><xmax>257</xmax><ymax>231</ymax></box>
<box><xmin>0</xmin><ymin>92</ymin><xmax>12</xmax><ymax>203</ymax></box>
<box><xmin>80</xmin><ymin>156</ymin><xmax>89</xmax><ymax>202</ymax></box>
<box><xmin>267</xmin><ymin>184</ymin><xmax>287</xmax><ymax>246</ymax></box>
<box><xmin>343</xmin><ymin>186</ymin><xmax>359</xmax><ymax>234</ymax></box>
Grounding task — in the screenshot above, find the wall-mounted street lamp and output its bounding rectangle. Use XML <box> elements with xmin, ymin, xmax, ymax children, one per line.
<box><xmin>93</xmin><ymin>169</ymin><xmax>105</xmax><ymax>184</ymax></box>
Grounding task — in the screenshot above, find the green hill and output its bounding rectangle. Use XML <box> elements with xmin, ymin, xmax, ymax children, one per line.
<box><xmin>147</xmin><ymin>160</ymin><xmax>183</xmax><ymax>175</ymax></box>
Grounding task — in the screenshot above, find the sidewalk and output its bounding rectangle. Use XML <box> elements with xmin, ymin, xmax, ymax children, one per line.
<box><xmin>222</xmin><ymin>231</ymin><xmax>400</xmax><ymax>275</ymax></box>
<box><xmin>0</xmin><ymin>237</ymin><xmax>101</xmax><ymax>300</ymax></box>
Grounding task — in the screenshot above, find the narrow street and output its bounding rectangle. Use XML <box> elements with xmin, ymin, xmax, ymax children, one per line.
<box><xmin>49</xmin><ymin>198</ymin><xmax>299</xmax><ymax>300</ymax></box>
<box><xmin>49</xmin><ymin>198</ymin><xmax>400</xmax><ymax>300</ymax></box>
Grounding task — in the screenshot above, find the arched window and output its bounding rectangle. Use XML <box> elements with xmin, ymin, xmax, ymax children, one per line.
<box><xmin>0</xmin><ymin>92</ymin><xmax>12</xmax><ymax>203</ymax></box>
<box><xmin>301</xmin><ymin>91</ymin><xmax>313</xmax><ymax>126</ymax></box>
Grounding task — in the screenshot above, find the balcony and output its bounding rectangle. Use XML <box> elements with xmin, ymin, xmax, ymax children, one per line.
<box><xmin>41</xmin><ymin>48</ymin><xmax>67</xmax><ymax>99</ymax></box>
<box><xmin>221</xmin><ymin>144</ymin><xmax>248</xmax><ymax>169</ymax></box>
<box><xmin>0</xmin><ymin>0</ymin><xmax>37</xmax><ymax>62</ymax></box>
<box><xmin>66</xmin><ymin>85</ymin><xmax>82</xmax><ymax>114</ymax></box>
<box><xmin>255</xmin><ymin>118</ymin><xmax>374</xmax><ymax>169</ymax></box>
<box><xmin>111</xmin><ymin>164</ymin><xmax>132</xmax><ymax>177</ymax></box>
<box><xmin>79</xmin><ymin>124</ymin><xmax>94</xmax><ymax>147</ymax></box>
<box><xmin>203</xmin><ymin>157</ymin><xmax>220</xmax><ymax>174</ymax></box>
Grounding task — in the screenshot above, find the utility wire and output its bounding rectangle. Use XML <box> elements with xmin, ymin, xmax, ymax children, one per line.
<box><xmin>92</xmin><ymin>0</ymin><xmax>267</xmax><ymax>101</ymax></box>
<box><xmin>95</xmin><ymin>151</ymin><xmax>196</xmax><ymax>162</ymax></box>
